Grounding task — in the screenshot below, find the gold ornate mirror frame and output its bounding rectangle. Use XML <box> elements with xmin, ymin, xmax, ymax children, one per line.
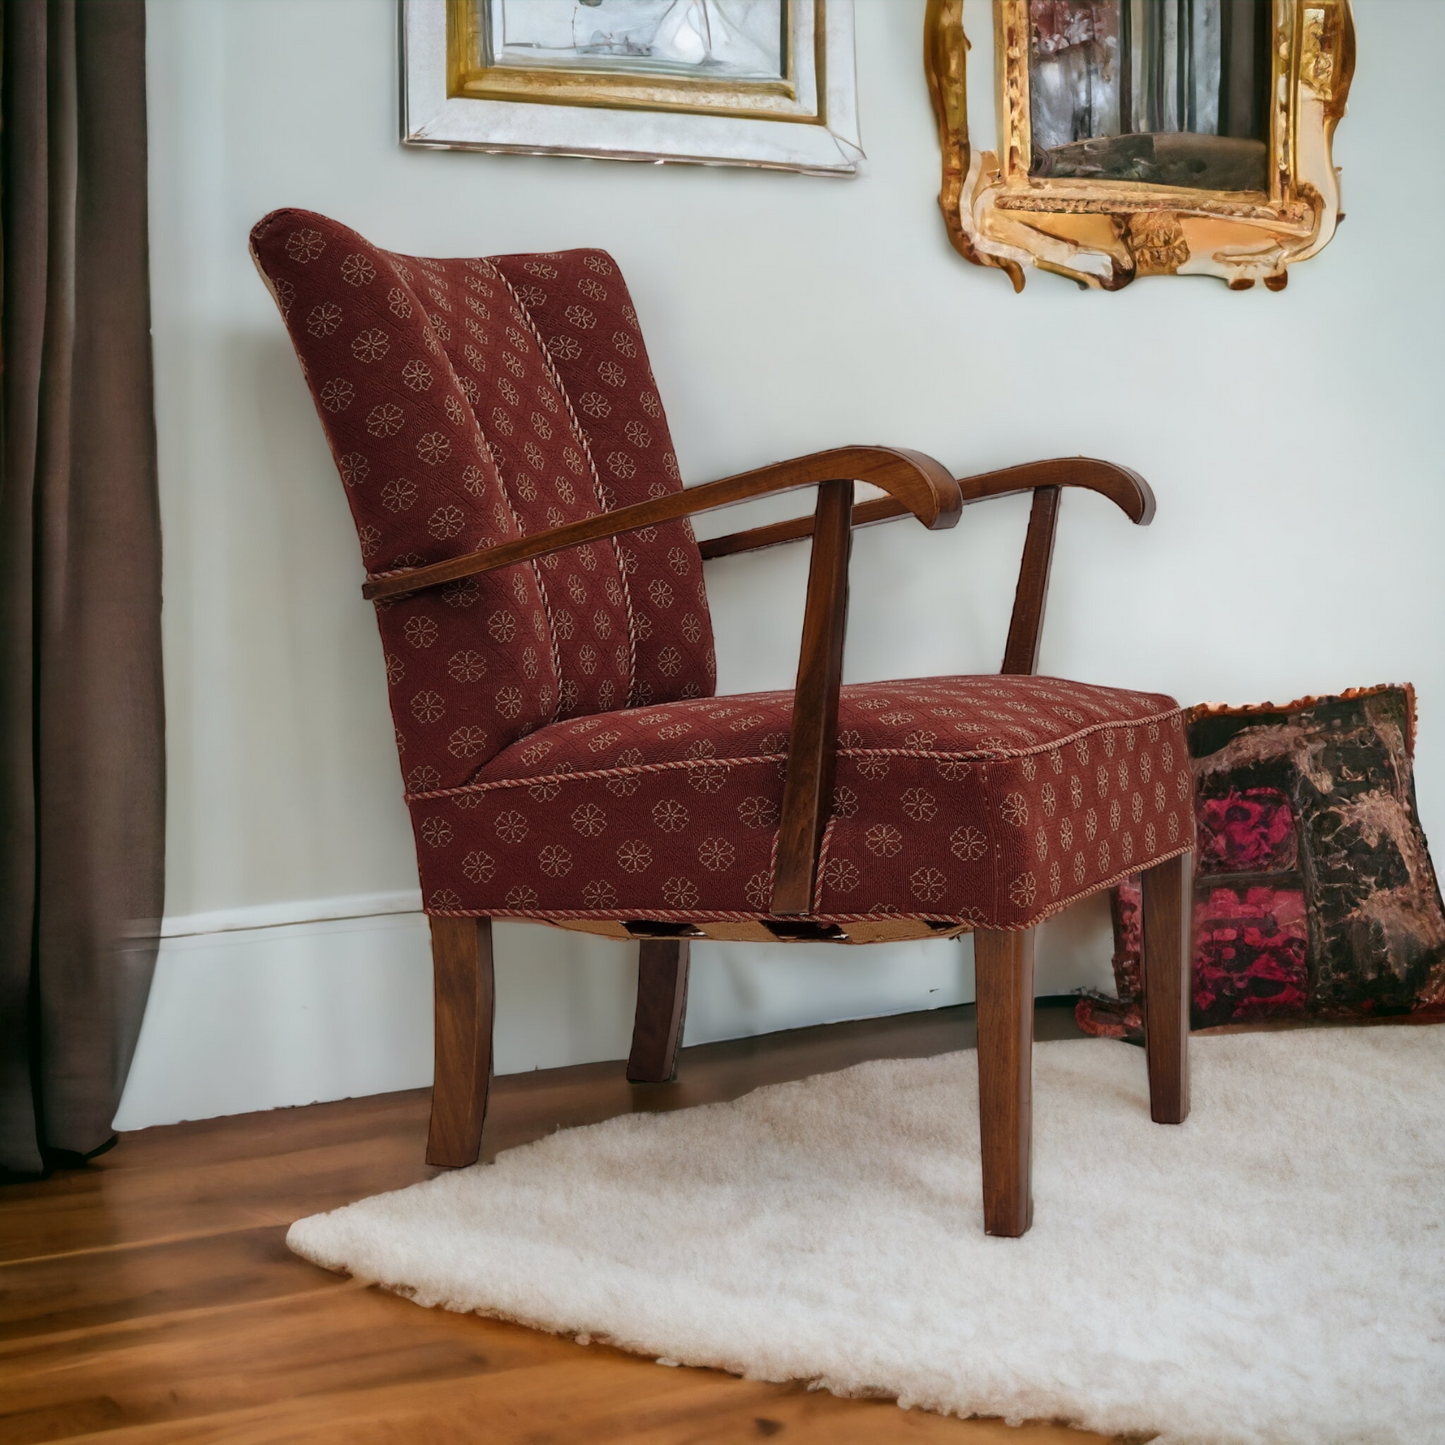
<box><xmin>925</xmin><ymin>0</ymin><xmax>1354</xmax><ymax>290</ymax></box>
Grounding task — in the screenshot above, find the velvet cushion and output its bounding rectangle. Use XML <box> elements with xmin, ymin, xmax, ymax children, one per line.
<box><xmin>409</xmin><ymin>674</ymin><xmax>1193</xmax><ymax>931</ymax></box>
<box><xmin>249</xmin><ymin>209</ymin><xmax>716</xmax><ymax>793</ymax></box>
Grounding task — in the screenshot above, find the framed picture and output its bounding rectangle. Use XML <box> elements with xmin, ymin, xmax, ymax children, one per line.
<box><xmin>403</xmin><ymin>0</ymin><xmax>862</xmax><ymax>176</ymax></box>
<box><xmin>925</xmin><ymin>0</ymin><xmax>1354</xmax><ymax>289</ymax></box>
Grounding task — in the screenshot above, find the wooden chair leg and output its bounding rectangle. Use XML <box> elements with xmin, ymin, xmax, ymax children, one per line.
<box><xmin>426</xmin><ymin>916</ymin><xmax>495</xmax><ymax>1168</ymax></box>
<box><xmin>626</xmin><ymin>939</ymin><xmax>691</xmax><ymax>1084</ymax></box>
<box><xmin>1141</xmin><ymin>852</ymin><xmax>1192</xmax><ymax>1125</ymax></box>
<box><xmin>974</xmin><ymin>927</ymin><xmax>1035</xmax><ymax>1237</ymax></box>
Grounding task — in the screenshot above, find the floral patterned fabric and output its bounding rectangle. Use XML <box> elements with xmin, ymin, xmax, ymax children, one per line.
<box><xmin>411</xmin><ymin>675</ymin><xmax>1193</xmax><ymax>931</ymax></box>
<box><xmin>249</xmin><ymin>209</ymin><xmax>715</xmax><ymax>795</ymax></box>
<box><xmin>253</xmin><ymin>209</ymin><xmax>1192</xmax><ymax>931</ymax></box>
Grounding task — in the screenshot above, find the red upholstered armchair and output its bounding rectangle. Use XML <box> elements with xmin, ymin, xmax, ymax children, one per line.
<box><xmin>251</xmin><ymin>209</ymin><xmax>1194</xmax><ymax>1237</ymax></box>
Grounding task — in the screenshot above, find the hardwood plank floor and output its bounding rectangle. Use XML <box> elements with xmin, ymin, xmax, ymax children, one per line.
<box><xmin>0</xmin><ymin>1002</ymin><xmax>1127</xmax><ymax>1444</ymax></box>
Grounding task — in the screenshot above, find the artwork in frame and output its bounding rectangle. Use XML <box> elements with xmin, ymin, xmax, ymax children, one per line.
<box><xmin>482</xmin><ymin>0</ymin><xmax>787</xmax><ymax>81</ymax></box>
<box><xmin>403</xmin><ymin>0</ymin><xmax>862</xmax><ymax>176</ymax></box>
<box><xmin>924</xmin><ymin>0</ymin><xmax>1354</xmax><ymax>289</ymax></box>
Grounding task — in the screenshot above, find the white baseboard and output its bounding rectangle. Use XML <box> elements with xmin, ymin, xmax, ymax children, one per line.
<box><xmin>115</xmin><ymin>909</ymin><xmax>436</xmax><ymax>1132</ymax></box>
<box><xmin>116</xmin><ymin>889</ymin><xmax>1114</xmax><ymax>1133</ymax></box>
<box><xmin>159</xmin><ymin>890</ymin><xmax>424</xmax><ymax>938</ymax></box>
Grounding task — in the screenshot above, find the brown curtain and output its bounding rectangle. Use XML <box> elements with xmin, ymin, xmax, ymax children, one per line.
<box><xmin>0</xmin><ymin>0</ymin><xmax>164</xmax><ymax>1176</ymax></box>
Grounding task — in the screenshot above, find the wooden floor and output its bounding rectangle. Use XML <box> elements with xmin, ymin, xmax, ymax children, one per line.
<box><xmin>0</xmin><ymin>1002</ymin><xmax>1131</xmax><ymax>1444</ymax></box>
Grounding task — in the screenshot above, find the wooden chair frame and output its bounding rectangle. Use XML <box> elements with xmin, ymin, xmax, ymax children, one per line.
<box><xmin>379</xmin><ymin>451</ymin><xmax>1190</xmax><ymax>1237</ymax></box>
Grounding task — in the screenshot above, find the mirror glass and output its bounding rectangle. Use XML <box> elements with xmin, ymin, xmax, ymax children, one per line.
<box><xmin>1027</xmin><ymin>0</ymin><xmax>1269</xmax><ymax>191</ymax></box>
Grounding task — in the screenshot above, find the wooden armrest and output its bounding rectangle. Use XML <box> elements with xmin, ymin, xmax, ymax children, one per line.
<box><xmin>361</xmin><ymin>446</ymin><xmax>960</xmax><ymax>602</ymax></box>
<box><xmin>961</xmin><ymin>457</ymin><xmax>1153</xmax><ymax>521</ymax></box>
<box><xmin>700</xmin><ymin>494</ymin><xmax>911</xmax><ymax>560</ymax></box>
<box><xmin>698</xmin><ymin>457</ymin><xmax>1153</xmax><ymax>560</ymax></box>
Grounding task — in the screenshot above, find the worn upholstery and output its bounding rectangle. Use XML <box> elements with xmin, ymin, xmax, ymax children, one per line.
<box><xmin>253</xmin><ymin>209</ymin><xmax>1192</xmax><ymax>934</ymax></box>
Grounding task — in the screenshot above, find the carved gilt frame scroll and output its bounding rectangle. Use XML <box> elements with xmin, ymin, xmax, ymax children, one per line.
<box><xmin>924</xmin><ymin>0</ymin><xmax>1354</xmax><ymax>290</ymax></box>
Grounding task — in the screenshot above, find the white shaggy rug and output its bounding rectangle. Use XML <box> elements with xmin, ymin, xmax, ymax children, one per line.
<box><xmin>289</xmin><ymin>1028</ymin><xmax>1445</xmax><ymax>1444</ymax></box>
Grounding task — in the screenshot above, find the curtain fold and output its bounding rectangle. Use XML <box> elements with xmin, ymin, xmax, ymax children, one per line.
<box><xmin>0</xmin><ymin>0</ymin><xmax>164</xmax><ymax>1176</ymax></box>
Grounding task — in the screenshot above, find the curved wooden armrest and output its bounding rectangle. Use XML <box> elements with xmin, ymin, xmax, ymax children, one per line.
<box><xmin>698</xmin><ymin>456</ymin><xmax>1153</xmax><ymax>560</ymax></box>
<box><xmin>361</xmin><ymin>446</ymin><xmax>960</xmax><ymax>602</ymax></box>
<box><xmin>959</xmin><ymin>457</ymin><xmax>1154</xmax><ymax>523</ymax></box>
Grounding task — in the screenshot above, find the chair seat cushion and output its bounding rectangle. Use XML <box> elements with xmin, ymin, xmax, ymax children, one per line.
<box><xmin>408</xmin><ymin>675</ymin><xmax>1192</xmax><ymax>932</ymax></box>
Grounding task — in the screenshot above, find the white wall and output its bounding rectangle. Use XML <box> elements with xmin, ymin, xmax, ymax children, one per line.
<box><xmin>118</xmin><ymin>0</ymin><xmax>1445</xmax><ymax>1128</ymax></box>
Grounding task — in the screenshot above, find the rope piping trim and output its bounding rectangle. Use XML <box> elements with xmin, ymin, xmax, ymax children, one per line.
<box><xmin>351</xmin><ymin>249</ymin><xmax>569</xmax><ymax>724</ymax></box>
<box><xmin>402</xmin><ymin>705</ymin><xmax>1188</xmax><ymax>804</ymax></box>
<box><xmin>812</xmin><ymin>812</ymin><xmax>841</xmax><ymax>913</ymax></box>
<box><xmin>359</xmin><ymin>257</ymin><xmax>708</xmax><ymax>716</ymax></box>
<box><xmin>475</xmin><ymin>260</ymin><xmax>571</xmax><ymax>721</ymax></box>
<box><xmin>492</xmin><ymin>259</ymin><xmax>643</xmax><ymax>714</ymax></box>
<box><xmin>420</xmin><ymin>841</ymin><xmax>1196</xmax><ymax>935</ymax></box>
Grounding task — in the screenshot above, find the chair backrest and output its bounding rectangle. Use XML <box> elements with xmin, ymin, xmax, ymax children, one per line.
<box><xmin>249</xmin><ymin>208</ymin><xmax>716</xmax><ymax>794</ymax></box>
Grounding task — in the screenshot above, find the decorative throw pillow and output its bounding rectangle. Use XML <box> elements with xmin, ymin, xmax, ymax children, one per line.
<box><xmin>1075</xmin><ymin>685</ymin><xmax>1445</xmax><ymax>1040</ymax></box>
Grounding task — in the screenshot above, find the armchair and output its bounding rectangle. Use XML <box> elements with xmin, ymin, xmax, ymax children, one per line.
<box><xmin>251</xmin><ymin>210</ymin><xmax>1193</xmax><ymax>1237</ymax></box>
